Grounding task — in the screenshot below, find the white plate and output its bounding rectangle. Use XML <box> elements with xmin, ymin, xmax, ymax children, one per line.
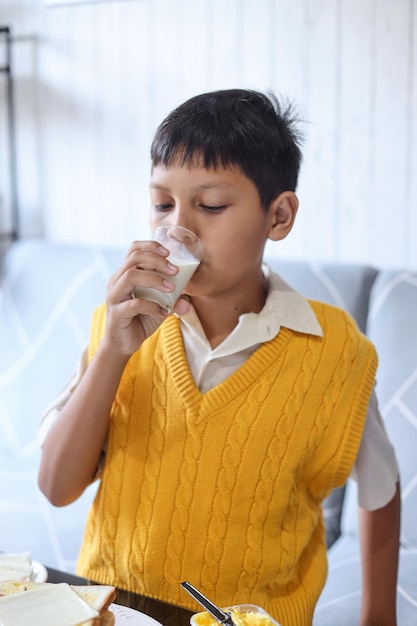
<box><xmin>31</xmin><ymin>560</ymin><xmax>48</xmax><ymax>583</ymax></box>
<box><xmin>110</xmin><ymin>604</ymin><xmax>163</xmax><ymax>625</ymax></box>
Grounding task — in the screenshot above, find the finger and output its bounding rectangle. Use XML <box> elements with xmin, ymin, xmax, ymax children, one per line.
<box><xmin>108</xmin><ymin>241</ymin><xmax>177</xmax><ymax>292</ymax></box>
<box><xmin>173</xmin><ymin>295</ymin><xmax>191</xmax><ymax>316</ymax></box>
<box><xmin>110</xmin><ymin>295</ymin><xmax>170</xmax><ymax>321</ymax></box>
<box><xmin>109</xmin><ymin>266</ymin><xmax>176</xmax><ymax>306</ymax></box>
<box><xmin>126</xmin><ymin>239</ymin><xmax>169</xmax><ymax>260</ymax></box>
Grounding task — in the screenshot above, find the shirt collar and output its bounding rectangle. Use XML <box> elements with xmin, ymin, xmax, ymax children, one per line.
<box><xmin>179</xmin><ymin>264</ymin><xmax>323</xmax><ymax>356</ymax></box>
<box><xmin>260</xmin><ymin>264</ymin><xmax>323</xmax><ymax>339</ymax></box>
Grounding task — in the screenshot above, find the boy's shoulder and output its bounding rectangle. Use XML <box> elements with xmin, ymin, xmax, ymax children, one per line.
<box><xmin>305</xmin><ymin>300</ymin><xmax>377</xmax><ymax>373</ymax></box>
<box><xmin>307</xmin><ymin>299</ymin><xmax>364</xmax><ymax>337</ymax></box>
<box><xmin>308</xmin><ymin>298</ymin><xmax>355</xmax><ymax>318</ymax></box>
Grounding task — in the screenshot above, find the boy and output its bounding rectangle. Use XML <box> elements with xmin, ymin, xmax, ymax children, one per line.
<box><xmin>38</xmin><ymin>89</ymin><xmax>400</xmax><ymax>626</ymax></box>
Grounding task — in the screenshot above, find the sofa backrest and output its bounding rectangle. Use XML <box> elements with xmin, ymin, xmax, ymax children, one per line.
<box><xmin>266</xmin><ymin>257</ymin><xmax>379</xmax><ymax>547</ymax></box>
<box><xmin>0</xmin><ymin>240</ymin><xmax>124</xmax><ymax>568</ymax></box>
<box><xmin>0</xmin><ymin>239</ymin><xmax>399</xmax><ymax>569</ymax></box>
<box><xmin>352</xmin><ymin>270</ymin><xmax>416</xmax><ymax>547</ymax></box>
<box><xmin>0</xmin><ymin>241</ymin><xmax>378</xmax><ymax>453</ymax></box>
<box><xmin>266</xmin><ymin>258</ymin><xmax>378</xmax><ymax>334</ymax></box>
<box><xmin>0</xmin><ymin>240</ymin><xmax>125</xmax><ymax>449</ymax></box>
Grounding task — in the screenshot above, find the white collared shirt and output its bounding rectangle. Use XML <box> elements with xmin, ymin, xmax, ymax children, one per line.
<box><xmin>39</xmin><ymin>266</ymin><xmax>398</xmax><ymax>510</ymax></box>
<box><xmin>180</xmin><ymin>267</ymin><xmax>323</xmax><ymax>393</ymax></box>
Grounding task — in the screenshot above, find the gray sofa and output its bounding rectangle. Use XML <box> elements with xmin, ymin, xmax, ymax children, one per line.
<box><xmin>0</xmin><ymin>238</ymin><xmax>416</xmax><ymax>624</ymax></box>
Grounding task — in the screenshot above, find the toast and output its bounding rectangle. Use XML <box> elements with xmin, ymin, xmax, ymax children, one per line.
<box><xmin>0</xmin><ymin>552</ymin><xmax>33</xmax><ymax>582</ymax></box>
<box><xmin>83</xmin><ymin>609</ymin><xmax>116</xmax><ymax>626</ymax></box>
<box><xmin>0</xmin><ymin>580</ymin><xmax>116</xmax><ymax>625</ymax></box>
<box><xmin>0</xmin><ymin>580</ymin><xmax>116</xmax><ymax>608</ymax></box>
<box><xmin>0</xmin><ymin>580</ymin><xmax>45</xmax><ymax>595</ymax></box>
<box><xmin>71</xmin><ymin>584</ymin><xmax>116</xmax><ymax>612</ymax></box>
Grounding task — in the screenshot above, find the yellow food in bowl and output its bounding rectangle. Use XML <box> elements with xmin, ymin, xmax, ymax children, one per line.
<box><xmin>191</xmin><ymin>605</ymin><xmax>280</xmax><ymax>626</ymax></box>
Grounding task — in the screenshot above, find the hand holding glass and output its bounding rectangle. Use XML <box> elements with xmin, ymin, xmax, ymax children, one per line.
<box><xmin>132</xmin><ymin>225</ymin><xmax>203</xmax><ymax>313</ymax></box>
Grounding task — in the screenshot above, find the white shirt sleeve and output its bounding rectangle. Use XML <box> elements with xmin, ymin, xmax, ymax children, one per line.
<box><xmin>38</xmin><ymin>347</ymin><xmax>106</xmax><ymax>480</ymax></box>
<box><xmin>37</xmin><ymin>348</ymin><xmax>89</xmax><ymax>446</ymax></box>
<box><xmin>351</xmin><ymin>387</ymin><xmax>399</xmax><ymax>510</ymax></box>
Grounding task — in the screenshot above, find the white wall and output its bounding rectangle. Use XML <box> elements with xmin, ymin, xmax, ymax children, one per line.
<box><xmin>0</xmin><ymin>0</ymin><xmax>416</xmax><ymax>268</ymax></box>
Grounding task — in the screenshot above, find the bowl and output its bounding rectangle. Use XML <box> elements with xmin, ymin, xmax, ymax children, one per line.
<box><xmin>190</xmin><ymin>604</ymin><xmax>281</xmax><ymax>626</ymax></box>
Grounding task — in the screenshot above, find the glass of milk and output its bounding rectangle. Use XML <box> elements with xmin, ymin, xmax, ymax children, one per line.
<box><xmin>132</xmin><ymin>225</ymin><xmax>203</xmax><ymax>313</ymax></box>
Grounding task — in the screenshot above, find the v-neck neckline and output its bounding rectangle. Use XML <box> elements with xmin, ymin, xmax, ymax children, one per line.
<box><xmin>161</xmin><ymin>316</ymin><xmax>294</xmax><ymax>413</ymax></box>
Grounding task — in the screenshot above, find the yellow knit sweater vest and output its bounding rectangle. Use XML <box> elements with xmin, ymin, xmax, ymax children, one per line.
<box><xmin>77</xmin><ymin>301</ymin><xmax>377</xmax><ymax>626</ymax></box>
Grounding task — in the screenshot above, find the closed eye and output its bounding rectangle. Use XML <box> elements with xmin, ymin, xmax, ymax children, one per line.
<box><xmin>154</xmin><ymin>204</ymin><xmax>173</xmax><ymax>211</ymax></box>
<box><xmin>201</xmin><ymin>204</ymin><xmax>227</xmax><ymax>212</ymax></box>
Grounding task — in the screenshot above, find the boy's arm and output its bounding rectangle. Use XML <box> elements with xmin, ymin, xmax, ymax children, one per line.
<box><xmin>38</xmin><ymin>340</ymin><xmax>131</xmax><ymax>506</ymax></box>
<box><xmin>358</xmin><ymin>481</ymin><xmax>401</xmax><ymax>626</ymax></box>
<box><xmin>38</xmin><ymin>240</ymin><xmax>191</xmax><ymax>507</ymax></box>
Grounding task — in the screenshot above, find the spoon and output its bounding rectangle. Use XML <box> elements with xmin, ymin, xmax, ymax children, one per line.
<box><xmin>180</xmin><ymin>581</ymin><xmax>237</xmax><ymax>626</ymax></box>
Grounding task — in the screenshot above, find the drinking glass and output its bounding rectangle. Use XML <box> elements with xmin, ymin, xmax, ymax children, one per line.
<box><xmin>132</xmin><ymin>225</ymin><xmax>203</xmax><ymax>313</ymax></box>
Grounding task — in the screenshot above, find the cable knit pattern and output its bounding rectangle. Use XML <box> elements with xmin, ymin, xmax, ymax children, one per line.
<box><xmin>128</xmin><ymin>353</ymin><xmax>168</xmax><ymax>593</ymax></box>
<box><xmin>77</xmin><ymin>301</ymin><xmax>377</xmax><ymax>626</ymax></box>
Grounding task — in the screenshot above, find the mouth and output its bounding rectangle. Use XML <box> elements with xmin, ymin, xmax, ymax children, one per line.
<box><xmin>192</xmin><ymin>262</ymin><xmax>203</xmax><ymax>276</ymax></box>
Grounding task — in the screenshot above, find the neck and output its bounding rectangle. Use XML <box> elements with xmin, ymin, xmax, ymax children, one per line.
<box><xmin>191</xmin><ymin>277</ymin><xmax>268</xmax><ymax>349</ymax></box>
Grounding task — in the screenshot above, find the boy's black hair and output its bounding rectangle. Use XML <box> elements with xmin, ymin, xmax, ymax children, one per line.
<box><xmin>151</xmin><ymin>88</ymin><xmax>303</xmax><ymax>208</ymax></box>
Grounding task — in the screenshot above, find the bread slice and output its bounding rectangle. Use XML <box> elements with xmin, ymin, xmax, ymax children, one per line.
<box><xmin>70</xmin><ymin>584</ymin><xmax>116</xmax><ymax>612</ymax></box>
<box><xmin>0</xmin><ymin>552</ymin><xmax>33</xmax><ymax>582</ymax></box>
<box><xmin>83</xmin><ymin>610</ymin><xmax>116</xmax><ymax>626</ymax></box>
<box><xmin>0</xmin><ymin>552</ymin><xmax>31</xmax><ymax>564</ymax></box>
<box><xmin>0</xmin><ymin>580</ymin><xmax>43</xmax><ymax>595</ymax></box>
<box><xmin>0</xmin><ymin>580</ymin><xmax>116</xmax><ymax>610</ymax></box>
<box><xmin>0</xmin><ymin>580</ymin><xmax>116</xmax><ymax>625</ymax></box>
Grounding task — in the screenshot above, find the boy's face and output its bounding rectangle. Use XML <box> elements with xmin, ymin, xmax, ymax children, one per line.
<box><xmin>149</xmin><ymin>161</ymin><xmax>294</xmax><ymax>307</ymax></box>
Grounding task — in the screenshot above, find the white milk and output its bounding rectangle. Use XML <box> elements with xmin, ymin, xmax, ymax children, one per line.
<box><xmin>133</xmin><ymin>257</ymin><xmax>200</xmax><ymax>312</ymax></box>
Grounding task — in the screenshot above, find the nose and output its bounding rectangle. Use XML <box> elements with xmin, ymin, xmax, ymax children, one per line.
<box><xmin>165</xmin><ymin>208</ymin><xmax>198</xmax><ymax>238</ymax></box>
<box><xmin>155</xmin><ymin>223</ymin><xmax>203</xmax><ymax>259</ymax></box>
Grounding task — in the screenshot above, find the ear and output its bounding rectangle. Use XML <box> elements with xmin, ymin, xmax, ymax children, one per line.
<box><xmin>267</xmin><ymin>191</ymin><xmax>299</xmax><ymax>241</ymax></box>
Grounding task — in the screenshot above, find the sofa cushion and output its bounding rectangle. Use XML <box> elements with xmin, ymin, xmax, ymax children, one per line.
<box><xmin>315</xmin><ymin>269</ymin><xmax>417</xmax><ymax>625</ymax></box>
<box><xmin>267</xmin><ymin>258</ymin><xmax>378</xmax><ymax>334</ymax></box>
<box><xmin>0</xmin><ymin>240</ymin><xmax>123</xmax><ymax>570</ymax></box>
<box><xmin>267</xmin><ymin>258</ymin><xmax>378</xmax><ymax>548</ymax></box>
<box><xmin>314</xmin><ymin>536</ymin><xmax>417</xmax><ymax>625</ymax></box>
<box><xmin>367</xmin><ymin>270</ymin><xmax>417</xmax><ymax>547</ymax></box>
<box><xmin>0</xmin><ymin>241</ymin><xmax>380</xmax><ymax>570</ymax></box>
<box><xmin>0</xmin><ymin>240</ymin><xmax>123</xmax><ymax>449</ymax></box>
